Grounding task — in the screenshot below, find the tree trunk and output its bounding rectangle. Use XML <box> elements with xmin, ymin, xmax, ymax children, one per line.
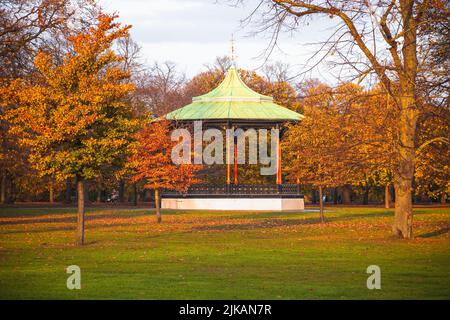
<box><xmin>49</xmin><ymin>184</ymin><xmax>54</xmax><ymax>203</ymax></box>
<box><xmin>96</xmin><ymin>184</ymin><xmax>101</xmax><ymax>203</ymax></box>
<box><xmin>342</xmin><ymin>185</ymin><xmax>351</xmax><ymax>204</ymax></box>
<box><xmin>318</xmin><ymin>186</ymin><xmax>325</xmax><ymax>223</ymax></box>
<box><xmin>145</xmin><ymin>189</ymin><xmax>151</xmax><ymax>202</ymax></box>
<box><xmin>333</xmin><ymin>187</ymin><xmax>338</xmax><ymax>205</ymax></box>
<box><xmin>155</xmin><ymin>188</ymin><xmax>161</xmax><ymax>223</ymax></box>
<box><xmin>76</xmin><ymin>177</ymin><xmax>85</xmax><ymax>246</ymax></box>
<box><xmin>1</xmin><ymin>174</ymin><xmax>6</xmax><ymax>204</ymax></box>
<box><xmin>65</xmin><ymin>178</ymin><xmax>71</xmax><ymax>204</ymax></box>
<box><xmin>393</xmin><ymin>152</ymin><xmax>415</xmax><ymax>239</ymax></box>
<box><xmin>363</xmin><ymin>186</ymin><xmax>369</xmax><ymax>205</ymax></box>
<box><xmin>311</xmin><ymin>189</ymin><xmax>317</xmax><ymax>204</ymax></box>
<box><xmin>133</xmin><ymin>183</ymin><xmax>138</xmax><ymax>206</ymax></box>
<box><xmin>6</xmin><ymin>177</ymin><xmax>14</xmax><ymax>204</ymax></box>
<box><xmin>385</xmin><ymin>184</ymin><xmax>392</xmax><ymax>209</ymax></box>
<box><xmin>390</xmin><ymin>184</ymin><xmax>395</xmax><ymax>203</ymax></box>
<box><xmin>119</xmin><ymin>180</ymin><xmax>125</xmax><ymax>203</ymax></box>
<box><xmin>392</xmin><ymin>94</ymin><xmax>418</xmax><ymax>239</ymax></box>
<box><xmin>391</xmin><ymin>1</ymin><xmax>419</xmax><ymax>238</ymax></box>
<box><xmin>441</xmin><ymin>193</ymin><xmax>447</xmax><ymax>204</ymax></box>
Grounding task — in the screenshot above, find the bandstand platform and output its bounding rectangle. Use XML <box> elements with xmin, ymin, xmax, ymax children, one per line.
<box><xmin>161</xmin><ymin>184</ymin><xmax>304</xmax><ymax>211</ymax></box>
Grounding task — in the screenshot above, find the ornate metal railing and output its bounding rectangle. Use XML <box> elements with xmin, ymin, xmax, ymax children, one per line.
<box><xmin>162</xmin><ymin>184</ymin><xmax>303</xmax><ymax>198</ymax></box>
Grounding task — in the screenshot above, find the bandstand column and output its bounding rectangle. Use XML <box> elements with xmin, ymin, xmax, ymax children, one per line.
<box><xmin>226</xmin><ymin>122</ymin><xmax>231</xmax><ymax>186</ymax></box>
<box><xmin>276</xmin><ymin>123</ymin><xmax>282</xmax><ymax>185</ymax></box>
<box><xmin>234</xmin><ymin>130</ymin><xmax>238</xmax><ymax>184</ymax></box>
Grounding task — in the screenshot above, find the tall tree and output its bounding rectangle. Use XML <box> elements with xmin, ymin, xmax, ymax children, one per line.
<box><xmin>5</xmin><ymin>13</ymin><xmax>140</xmax><ymax>245</ymax></box>
<box><xmin>0</xmin><ymin>0</ymin><xmax>98</xmax><ymax>203</ymax></box>
<box><xmin>341</xmin><ymin>84</ymin><xmax>397</xmax><ymax>207</ymax></box>
<box><xmin>137</xmin><ymin>61</ymin><xmax>187</xmax><ymax>116</ymax></box>
<box><xmin>130</xmin><ymin>120</ymin><xmax>202</xmax><ymax>223</ymax></box>
<box><xmin>360</xmin><ymin>86</ymin><xmax>397</xmax><ymax>208</ymax></box>
<box><xmin>283</xmin><ymin>83</ymin><xmax>358</xmax><ymax>220</ymax></box>
<box><xmin>242</xmin><ymin>0</ymin><xmax>449</xmax><ymax>238</ymax></box>
<box><xmin>414</xmin><ymin>103</ymin><xmax>450</xmax><ymax>202</ymax></box>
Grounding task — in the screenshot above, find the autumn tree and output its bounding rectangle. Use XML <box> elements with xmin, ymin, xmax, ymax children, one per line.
<box><xmin>241</xmin><ymin>0</ymin><xmax>450</xmax><ymax>238</ymax></box>
<box><xmin>110</xmin><ymin>34</ymin><xmax>146</xmax><ymax>204</ymax></box>
<box><xmin>358</xmin><ymin>86</ymin><xmax>397</xmax><ymax>208</ymax></box>
<box><xmin>415</xmin><ymin>103</ymin><xmax>450</xmax><ymax>202</ymax></box>
<box><xmin>0</xmin><ymin>0</ymin><xmax>89</xmax><ymax>78</ymax></box>
<box><xmin>417</xmin><ymin>1</ymin><xmax>449</xmax><ymax>104</ymax></box>
<box><xmin>0</xmin><ymin>0</ymin><xmax>98</xmax><ymax>203</ymax></box>
<box><xmin>130</xmin><ymin>120</ymin><xmax>202</xmax><ymax>223</ymax></box>
<box><xmin>240</xmin><ymin>69</ymin><xmax>302</xmax><ymax>112</ymax></box>
<box><xmin>285</xmin><ymin>79</ymin><xmax>400</xmax><ymax>213</ymax></box>
<box><xmin>332</xmin><ymin>83</ymin><xmax>398</xmax><ymax>207</ymax></box>
<box><xmin>284</xmin><ymin>83</ymin><xmax>358</xmax><ymax>221</ymax></box>
<box><xmin>6</xmin><ymin>13</ymin><xmax>140</xmax><ymax>245</ymax></box>
<box><xmin>134</xmin><ymin>62</ymin><xmax>187</xmax><ymax>117</ymax></box>
<box><xmin>183</xmin><ymin>68</ymin><xmax>225</xmax><ymax>102</ymax></box>
<box><xmin>263</xmin><ymin>61</ymin><xmax>291</xmax><ymax>83</ymax></box>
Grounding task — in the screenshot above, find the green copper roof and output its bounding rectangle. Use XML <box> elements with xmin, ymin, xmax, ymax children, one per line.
<box><xmin>165</xmin><ymin>67</ymin><xmax>303</xmax><ymax>121</ymax></box>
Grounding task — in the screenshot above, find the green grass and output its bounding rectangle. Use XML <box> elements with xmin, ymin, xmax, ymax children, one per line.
<box><xmin>0</xmin><ymin>205</ymin><xmax>449</xmax><ymax>299</ymax></box>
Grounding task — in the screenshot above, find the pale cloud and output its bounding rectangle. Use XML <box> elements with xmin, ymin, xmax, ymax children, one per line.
<box><xmin>99</xmin><ymin>0</ymin><xmax>335</xmax><ymax>82</ymax></box>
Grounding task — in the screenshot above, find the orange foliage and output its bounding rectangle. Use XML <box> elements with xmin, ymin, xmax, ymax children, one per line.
<box><xmin>4</xmin><ymin>13</ymin><xmax>139</xmax><ymax>181</ymax></box>
<box><xmin>130</xmin><ymin>120</ymin><xmax>202</xmax><ymax>192</ymax></box>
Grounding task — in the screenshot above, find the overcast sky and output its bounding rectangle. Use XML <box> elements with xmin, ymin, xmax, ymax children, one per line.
<box><xmin>99</xmin><ymin>0</ymin><xmax>338</xmax><ymax>82</ymax></box>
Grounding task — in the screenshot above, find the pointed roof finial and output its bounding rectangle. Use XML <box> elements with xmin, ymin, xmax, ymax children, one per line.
<box><xmin>230</xmin><ymin>34</ymin><xmax>237</xmax><ymax>67</ymax></box>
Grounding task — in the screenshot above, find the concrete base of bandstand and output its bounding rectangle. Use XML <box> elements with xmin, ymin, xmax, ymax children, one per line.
<box><xmin>161</xmin><ymin>197</ymin><xmax>304</xmax><ymax>211</ymax></box>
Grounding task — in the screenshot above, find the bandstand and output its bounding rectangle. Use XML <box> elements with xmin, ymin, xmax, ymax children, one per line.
<box><xmin>163</xmin><ymin>67</ymin><xmax>305</xmax><ymax>211</ymax></box>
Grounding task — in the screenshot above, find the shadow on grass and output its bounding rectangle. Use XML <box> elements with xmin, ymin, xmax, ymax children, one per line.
<box><xmin>191</xmin><ymin>217</ymin><xmax>324</xmax><ymax>231</ymax></box>
<box><xmin>229</xmin><ymin>211</ymin><xmax>308</xmax><ymax>220</ymax></box>
<box><xmin>329</xmin><ymin>211</ymin><xmax>392</xmax><ymax>220</ymax></box>
<box><xmin>2</xmin><ymin>207</ymin><xmax>446</xmax><ymax>237</ymax></box>
<box><xmin>0</xmin><ymin>209</ymin><xmax>77</xmax><ymax>218</ymax></box>
<box><xmin>418</xmin><ymin>226</ymin><xmax>450</xmax><ymax>238</ymax></box>
<box><xmin>229</xmin><ymin>210</ymin><xmax>393</xmax><ymax>221</ymax></box>
<box><xmin>0</xmin><ymin>207</ymin><xmax>150</xmax><ymax>218</ymax></box>
<box><xmin>0</xmin><ymin>212</ymin><xmax>148</xmax><ymax>226</ymax></box>
<box><xmin>0</xmin><ymin>221</ymin><xmax>151</xmax><ymax>234</ymax></box>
